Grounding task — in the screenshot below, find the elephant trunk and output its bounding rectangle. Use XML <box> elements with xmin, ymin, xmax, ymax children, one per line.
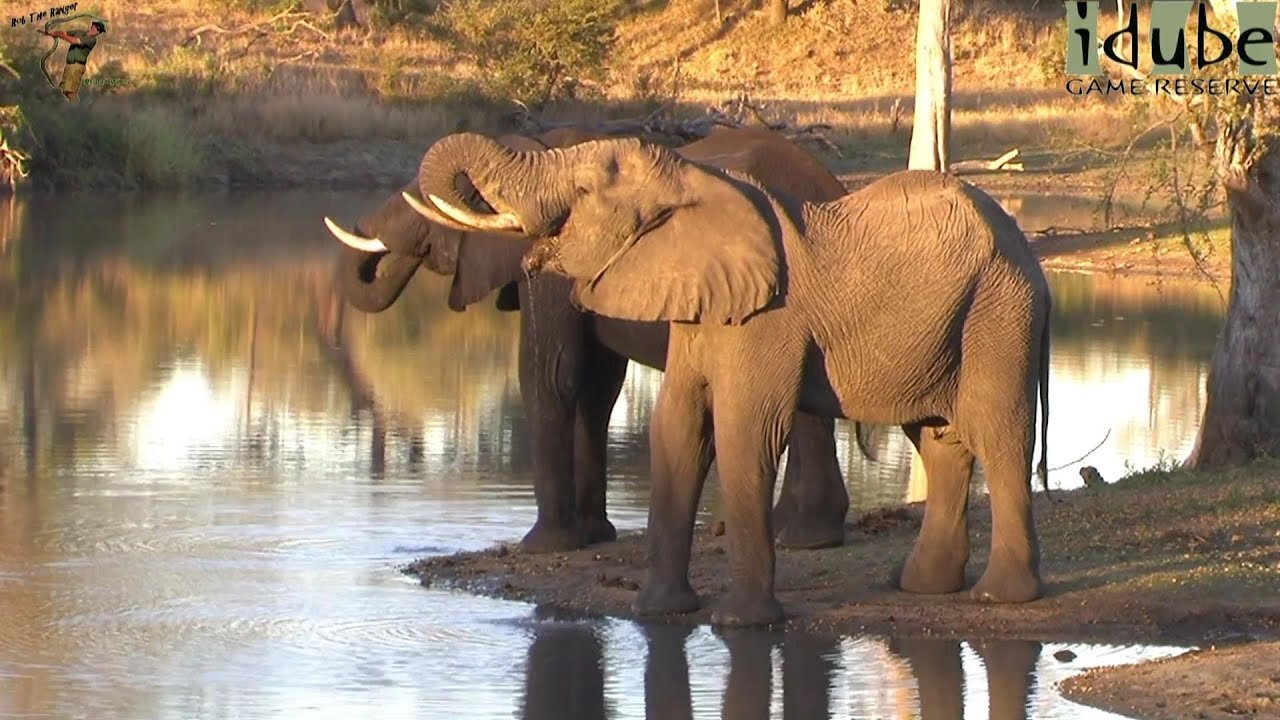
<box><xmin>417</xmin><ymin>133</ymin><xmax>575</xmax><ymax>239</ymax></box>
<box><xmin>333</xmin><ymin>243</ymin><xmax>422</xmax><ymax>313</ymax></box>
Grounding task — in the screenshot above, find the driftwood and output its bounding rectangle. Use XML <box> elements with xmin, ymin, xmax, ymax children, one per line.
<box><xmin>949</xmin><ymin>148</ymin><xmax>1023</xmax><ymax>174</ymax></box>
<box><xmin>181</xmin><ymin>10</ymin><xmax>331</xmax><ymax>48</ymax></box>
<box><xmin>509</xmin><ymin>95</ymin><xmax>844</xmax><ymax>157</ymax></box>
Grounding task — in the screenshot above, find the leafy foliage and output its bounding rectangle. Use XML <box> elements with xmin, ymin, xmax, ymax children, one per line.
<box><xmin>0</xmin><ymin>32</ymin><xmax>206</xmax><ymax>190</ymax></box>
<box><xmin>438</xmin><ymin>0</ymin><xmax>627</xmax><ymax>107</ymax></box>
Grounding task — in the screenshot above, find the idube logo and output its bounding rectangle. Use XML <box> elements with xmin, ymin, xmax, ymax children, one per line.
<box><xmin>1063</xmin><ymin>1</ymin><xmax>1279</xmax><ymax>97</ymax></box>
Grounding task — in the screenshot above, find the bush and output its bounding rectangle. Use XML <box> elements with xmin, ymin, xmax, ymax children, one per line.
<box><xmin>439</xmin><ymin>0</ymin><xmax>626</xmax><ymax>108</ymax></box>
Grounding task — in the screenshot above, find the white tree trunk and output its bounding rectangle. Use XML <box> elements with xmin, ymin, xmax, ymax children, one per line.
<box><xmin>1186</xmin><ymin>144</ymin><xmax>1280</xmax><ymax>469</ymax></box>
<box><xmin>907</xmin><ymin>0</ymin><xmax>952</xmax><ymax>171</ymax></box>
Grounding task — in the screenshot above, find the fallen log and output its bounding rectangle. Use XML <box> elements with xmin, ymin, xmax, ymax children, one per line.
<box><xmin>508</xmin><ymin>100</ymin><xmax>844</xmax><ymax>157</ymax></box>
<box><xmin>950</xmin><ymin>148</ymin><xmax>1023</xmax><ymax>174</ymax></box>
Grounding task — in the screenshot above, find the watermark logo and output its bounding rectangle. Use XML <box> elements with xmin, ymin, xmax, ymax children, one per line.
<box><xmin>1063</xmin><ymin>1</ymin><xmax>1279</xmax><ymax>96</ymax></box>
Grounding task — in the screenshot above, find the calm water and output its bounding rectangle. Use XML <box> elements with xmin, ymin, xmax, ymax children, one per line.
<box><xmin>0</xmin><ymin>190</ymin><xmax>1215</xmax><ymax>719</ymax></box>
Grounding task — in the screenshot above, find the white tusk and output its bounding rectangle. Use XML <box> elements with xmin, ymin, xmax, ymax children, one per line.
<box><xmin>325</xmin><ymin>216</ymin><xmax>388</xmax><ymax>253</ymax></box>
<box><xmin>427</xmin><ymin>193</ymin><xmax>524</xmax><ymax>232</ymax></box>
<box><xmin>401</xmin><ymin>191</ymin><xmax>472</xmax><ymax>232</ymax></box>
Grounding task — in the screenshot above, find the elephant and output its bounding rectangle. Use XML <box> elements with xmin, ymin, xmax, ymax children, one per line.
<box><xmin>412</xmin><ymin>133</ymin><xmax>1053</xmax><ymax>626</ymax></box>
<box><xmin>322</xmin><ymin>126</ymin><xmax>864</xmax><ymax>553</ymax></box>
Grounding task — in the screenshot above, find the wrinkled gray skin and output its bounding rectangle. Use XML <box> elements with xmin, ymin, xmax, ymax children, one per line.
<box><xmin>416</xmin><ymin>133</ymin><xmax>1052</xmax><ymax>626</ymax></box>
<box><xmin>327</xmin><ymin>127</ymin><xmax>861</xmax><ymax>553</ymax></box>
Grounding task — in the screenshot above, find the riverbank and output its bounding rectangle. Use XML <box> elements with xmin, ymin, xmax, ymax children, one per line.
<box><xmin>407</xmin><ymin>460</ymin><xmax>1280</xmax><ymax>716</ymax></box>
<box><xmin>0</xmin><ymin>0</ymin><xmax>1158</xmax><ymax>192</ymax></box>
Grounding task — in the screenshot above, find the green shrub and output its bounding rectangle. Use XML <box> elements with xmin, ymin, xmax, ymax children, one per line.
<box><xmin>440</xmin><ymin>0</ymin><xmax>626</xmax><ymax>108</ymax></box>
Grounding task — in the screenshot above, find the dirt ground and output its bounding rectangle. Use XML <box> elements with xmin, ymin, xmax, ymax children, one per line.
<box><xmin>1061</xmin><ymin>642</ymin><xmax>1280</xmax><ymax>719</ymax></box>
<box><xmin>408</xmin><ymin>464</ymin><xmax>1280</xmax><ymax>718</ymax></box>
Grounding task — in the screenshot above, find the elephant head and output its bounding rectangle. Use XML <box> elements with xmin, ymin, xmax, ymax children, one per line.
<box><xmin>414</xmin><ymin>133</ymin><xmax>787</xmax><ymax>326</ymax></box>
<box><xmin>324</xmin><ymin>133</ymin><xmax>604</xmax><ymax>314</ymax></box>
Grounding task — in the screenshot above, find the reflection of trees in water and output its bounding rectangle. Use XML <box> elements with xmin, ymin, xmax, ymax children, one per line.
<box><xmin>0</xmin><ymin>194</ymin><xmax>524</xmax><ymax>489</ymax></box>
<box><xmin>0</xmin><ymin>193</ymin><xmax>1231</xmax><ymax>516</ymax></box>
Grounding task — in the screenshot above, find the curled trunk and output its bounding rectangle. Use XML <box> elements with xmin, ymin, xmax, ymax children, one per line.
<box><xmin>332</xmin><ymin>245</ymin><xmax>422</xmax><ymax>313</ymax></box>
<box><xmin>417</xmin><ymin>133</ymin><xmax>575</xmax><ymax>237</ymax></box>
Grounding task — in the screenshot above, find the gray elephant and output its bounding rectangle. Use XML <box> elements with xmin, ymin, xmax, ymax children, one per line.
<box><xmin>323</xmin><ymin>126</ymin><xmax>862</xmax><ymax>553</ymax></box>
<box><xmin>414</xmin><ymin>133</ymin><xmax>1052</xmax><ymax>626</ymax></box>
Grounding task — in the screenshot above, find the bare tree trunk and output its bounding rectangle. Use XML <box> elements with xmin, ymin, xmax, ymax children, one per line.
<box><xmin>1186</xmin><ymin>145</ymin><xmax>1280</xmax><ymax>469</ymax></box>
<box><xmin>768</xmin><ymin>0</ymin><xmax>787</xmax><ymax>26</ymax></box>
<box><xmin>907</xmin><ymin>0</ymin><xmax>952</xmax><ymax>171</ymax></box>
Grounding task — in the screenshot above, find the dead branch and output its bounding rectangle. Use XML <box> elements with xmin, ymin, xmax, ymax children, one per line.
<box><xmin>181</xmin><ymin>10</ymin><xmax>327</xmax><ymax>48</ymax></box>
<box><xmin>950</xmin><ymin>148</ymin><xmax>1023</xmax><ymax>174</ymax></box>
<box><xmin>505</xmin><ymin>91</ymin><xmax>847</xmax><ymax>157</ymax></box>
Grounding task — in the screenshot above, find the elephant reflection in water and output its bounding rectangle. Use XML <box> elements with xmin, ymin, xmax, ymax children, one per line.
<box><xmin>890</xmin><ymin>637</ymin><xmax>1043</xmax><ymax>720</ymax></box>
<box><xmin>519</xmin><ymin>616</ymin><xmax>1042</xmax><ymax>720</ymax></box>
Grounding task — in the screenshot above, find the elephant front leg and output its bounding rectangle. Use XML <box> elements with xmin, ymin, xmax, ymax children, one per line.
<box><xmin>518</xmin><ymin>280</ymin><xmax>588</xmax><ymax>554</ymax></box>
<box><xmin>708</xmin><ymin>395</ymin><xmax>795</xmax><ymax>627</ymax></box>
<box><xmin>572</xmin><ymin>336</ymin><xmax>629</xmax><ymax>545</ymax></box>
<box><xmin>632</xmin><ymin>367</ymin><xmax>714</xmax><ymax>617</ymax></box>
<box><xmin>773</xmin><ymin>412</ymin><xmax>849</xmax><ymax>549</ymax></box>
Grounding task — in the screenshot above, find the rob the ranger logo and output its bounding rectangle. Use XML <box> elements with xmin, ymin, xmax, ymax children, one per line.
<box><xmin>1064</xmin><ymin>1</ymin><xmax>1280</xmax><ymax>97</ymax></box>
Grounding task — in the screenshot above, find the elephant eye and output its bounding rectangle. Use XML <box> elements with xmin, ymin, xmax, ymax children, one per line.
<box><xmin>575</xmin><ymin>185</ymin><xmax>590</xmax><ymax>198</ymax></box>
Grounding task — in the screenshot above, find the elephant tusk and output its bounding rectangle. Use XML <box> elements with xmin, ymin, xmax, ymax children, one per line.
<box><xmin>427</xmin><ymin>193</ymin><xmax>524</xmax><ymax>232</ymax></box>
<box><xmin>325</xmin><ymin>216</ymin><xmax>388</xmax><ymax>253</ymax></box>
<box><xmin>400</xmin><ymin>191</ymin><xmax>475</xmax><ymax>232</ymax></box>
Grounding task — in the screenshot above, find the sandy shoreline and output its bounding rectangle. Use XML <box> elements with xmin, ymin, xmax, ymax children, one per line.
<box><xmin>408</xmin><ymin>465</ymin><xmax>1280</xmax><ymax>717</ymax></box>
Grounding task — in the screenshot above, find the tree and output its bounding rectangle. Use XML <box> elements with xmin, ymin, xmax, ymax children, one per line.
<box><xmin>907</xmin><ymin>0</ymin><xmax>952</xmax><ymax>171</ymax></box>
<box><xmin>768</xmin><ymin>0</ymin><xmax>788</xmax><ymax>26</ymax></box>
<box><xmin>1183</xmin><ymin>1</ymin><xmax>1280</xmax><ymax>470</ymax></box>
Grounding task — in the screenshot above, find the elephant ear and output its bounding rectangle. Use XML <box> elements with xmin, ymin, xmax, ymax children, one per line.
<box><xmin>447</xmin><ymin>232</ymin><xmax>532</xmax><ymax>312</ymax></box>
<box><xmin>445</xmin><ymin>163</ymin><xmax>534</xmax><ymax>312</ymax></box>
<box><xmin>569</xmin><ymin>165</ymin><xmax>783</xmax><ymax>325</ymax></box>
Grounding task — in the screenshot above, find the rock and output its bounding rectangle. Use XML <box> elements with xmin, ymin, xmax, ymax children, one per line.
<box><xmin>1080</xmin><ymin>466</ymin><xmax>1107</xmax><ymax>489</ymax></box>
<box><xmin>1055</xmin><ymin>649</ymin><xmax>1078</xmax><ymax>662</ymax></box>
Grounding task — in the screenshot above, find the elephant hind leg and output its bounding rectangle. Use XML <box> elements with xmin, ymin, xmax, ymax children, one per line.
<box><xmin>774</xmin><ymin>412</ymin><xmax>849</xmax><ymax>549</ymax></box>
<box><xmin>897</xmin><ymin>421</ymin><xmax>973</xmax><ymax>595</ymax></box>
<box><xmin>960</xmin><ymin>392</ymin><xmax>1043</xmax><ymax>603</ymax></box>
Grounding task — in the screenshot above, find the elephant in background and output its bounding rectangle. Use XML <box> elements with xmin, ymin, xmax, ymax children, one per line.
<box><xmin>414</xmin><ymin>134</ymin><xmax>1052</xmax><ymax>625</ymax></box>
<box><xmin>324</xmin><ymin>126</ymin><xmax>867</xmax><ymax>553</ymax></box>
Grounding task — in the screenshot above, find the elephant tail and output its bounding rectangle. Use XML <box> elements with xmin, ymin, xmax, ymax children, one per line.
<box><xmin>853</xmin><ymin>421</ymin><xmax>879</xmax><ymax>462</ymax></box>
<box><xmin>1035</xmin><ymin>299</ymin><xmax>1051</xmax><ymax>498</ymax></box>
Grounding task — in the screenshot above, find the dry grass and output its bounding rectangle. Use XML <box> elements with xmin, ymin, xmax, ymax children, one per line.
<box><xmin>0</xmin><ymin>0</ymin><xmax>1176</xmax><ymax>189</ymax></box>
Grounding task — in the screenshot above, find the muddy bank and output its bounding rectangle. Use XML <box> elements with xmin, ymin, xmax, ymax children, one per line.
<box><xmin>1062</xmin><ymin>642</ymin><xmax>1280</xmax><ymax>719</ymax></box>
<box><xmin>408</xmin><ymin>464</ymin><xmax>1280</xmax><ymax>715</ymax></box>
<box><xmin>208</xmin><ymin>138</ymin><xmax>425</xmax><ymax>190</ymax></box>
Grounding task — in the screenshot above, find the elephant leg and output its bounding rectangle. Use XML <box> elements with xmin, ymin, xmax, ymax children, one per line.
<box><xmin>518</xmin><ymin>277</ymin><xmax>587</xmax><ymax>553</ymax></box>
<box><xmin>968</xmin><ymin>428</ymin><xmax>1042</xmax><ymax>603</ymax></box>
<box><xmin>632</xmin><ymin>360</ymin><xmax>713</xmax><ymax>616</ymax></box>
<box><xmin>774</xmin><ymin>412</ymin><xmax>849</xmax><ymax>549</ymax></box>
<box><xmin>971</xmin><ymin>639</ymin><xmax>1042</xmax><ymax>720</ymax></box>
<box><xmin>708</xmin><ymin>386</ymin><xmax>795</xmax><ymax>627</ymax></box>
<box><xmin>898</xmin><ymin>422</ymin><xmax>973</xmax><ymax>595</ymax></box>
<box><xmin>573</xmin><ymin>333</ymin><xmax>629</xmax><ymax>545</ymax></box>
<box><xmin>961</xmin><ymin>378</ymin><xmax>1043</xmax><ymax>602</ymax></box>
<box><xmin>888</xmin><ymin>637</ymin><xmax>965</xmax><ymax>720</ymax></box>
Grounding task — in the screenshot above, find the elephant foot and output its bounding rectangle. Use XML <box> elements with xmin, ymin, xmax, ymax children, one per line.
<box><xmin>709</xmin><ymin>590</ymin><xmax>785</xmax><ymax>627</ymax></box>
<box><xmin>774</xmin><ymin>507</ymin><xmax>846</xmax><ymax>550</ymax></box>
<box><xmin>520</xmin><ymin>521</ymin><xmax>586</xmax><ymax>554</ymax></box>
<box><xmin>970</xmin><ymin>560</ymin><xmax>1043</xmax><ymax>603</ymax></box>
<box><xmin>633</xmin><ymin>578</ymin><xmax>700</xmax><ymax>616</ymax></box>
<box><xmin>896</xmin><ymin>543</ymin><xmax>968</xmax><ymax>595</ymax></box>
<box><xmin>578</xmin><ymin>515</ymin><xmax>618</xmax><ymax>545</ymax></box>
